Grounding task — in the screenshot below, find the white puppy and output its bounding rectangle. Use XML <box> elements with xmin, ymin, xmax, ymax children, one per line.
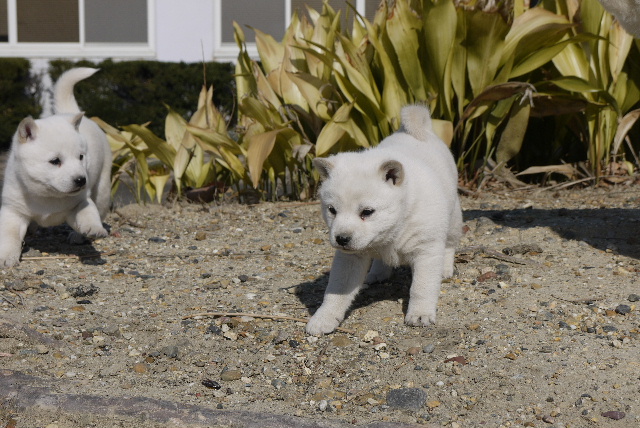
<box><xmin>306</xmin><ymin>105</ymin><xmax>462</xmax><ymax>335</ymax></box>
<box><xmin>0</xmin><ymin>68</ymin><xmax>111</xmax><ymax>267</ymax></box>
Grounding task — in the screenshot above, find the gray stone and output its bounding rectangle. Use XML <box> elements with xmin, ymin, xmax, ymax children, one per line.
<box><xmin>160</xmin><ymin>345</ymin><xmax>180</xmax><ymax>359</ymax></box>
<box><xmin>422</xmin><ymin>344</ymin><xmax>435</xmax><ymax>354</ymax></box>
<box><xmin>386</xmin><ymin>388</ymin><xmax>427</xmax><ymax>410</ymax></box>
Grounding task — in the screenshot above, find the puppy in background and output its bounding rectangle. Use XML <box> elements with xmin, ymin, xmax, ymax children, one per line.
<box><xmin>307</xmin><ymin>105</ymin><xmax>462</xmax><ymax>335</ymax></box>
<box><xmin>0</xmin><ymin>68</ymin><xmax>111</xmax><ymax>267</ymax></box>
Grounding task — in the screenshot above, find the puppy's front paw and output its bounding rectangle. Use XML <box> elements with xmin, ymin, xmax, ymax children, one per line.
<box><xmin>405</xmin><ymin>309</ymin><xmax>437</xmax><ymax>327</ymax></box>
<box><xmin>69</xmin><ymin>226</ymin><xmax>107</xmax><ymax>245</ymax></box>
<box><xmin>306</xmin><ymin>311</ymin><xmax>341</xmax><ymax>336</ymax></box>
<box><xmin>78</xmin><ymin>225</ymin><xmax>108</xmax><ymax>239</ymax></box>
<box><xmin>0</xmin><ymin>253</ymin><xmax>21</xmax><ymax>268</ymax></box>
<box><xmin>442</xmin><ymin>264</ymin><xmax>455</xmax><ymax>279</ymax></box>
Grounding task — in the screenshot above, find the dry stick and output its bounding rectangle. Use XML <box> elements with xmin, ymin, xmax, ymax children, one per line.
<box><xmin>21</xmin><ymin>251</ymin><xmax>116</xmax><ymax>262</ymax></box>
<box><xmin>457</xmin><ymin>245</ymin><xmax>543</xmax><ymax>266</ymax></box>
<box><xmin>182</xmin><ymin>311</ymin><xmax>356</xmax><ymax>334</ymax></box>
<box><xmin>550</xmin><ymin>294</ymin><xmax>602</xmax><ymax>305</ymax></box>
<box><xmin>0</xmin><ymin>295</ymin><xmax>17</xmax><ymax>308</ymax></box>
<box><xmin>114</xmin><ymin>209</ymin><xmax>146</xmax><ymax>228</ymax></box>
<box><xmin>536</xmin><ymin>176</ymin><xmax>596</xmax><ymax>192</ymax></box>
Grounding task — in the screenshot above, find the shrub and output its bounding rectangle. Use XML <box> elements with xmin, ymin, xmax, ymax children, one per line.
<box><xmin>0</xmin><ymin>58</ymin><xmax>43</xmax><ymax>150</ymax></box>
<box><xmin>48</xmin><ymin>59</ymin><xmax>236</xmax><ymax>138</ymax></box>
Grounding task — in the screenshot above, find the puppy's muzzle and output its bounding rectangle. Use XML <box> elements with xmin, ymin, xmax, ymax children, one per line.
<box><xmin>73</xmin><ymin>176</ymin><xmax>87</xmax><ymax>189</ymax></box>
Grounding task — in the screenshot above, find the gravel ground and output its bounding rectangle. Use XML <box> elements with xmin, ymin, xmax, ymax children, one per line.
<box><xmin>1</xmin><ymin>184</ymin><xmax>639</xmax><ymax>428</ymax></box>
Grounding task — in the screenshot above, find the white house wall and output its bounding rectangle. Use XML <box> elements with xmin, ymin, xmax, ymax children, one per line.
<box><xmin>155</xmin><ymin>0</ymin><xmax>216</xmax><ymax>63</ymax></box>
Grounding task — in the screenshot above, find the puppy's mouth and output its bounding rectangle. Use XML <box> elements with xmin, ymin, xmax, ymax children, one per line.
<box><xmin>335</xmin><ymin>245</ymin><xmax>357</xmax><ymax>253</ymax></box>
<box><xmin>331</xmin><ymin>239</ymin><xmax>363</xmax><ymax>253</ymax></box>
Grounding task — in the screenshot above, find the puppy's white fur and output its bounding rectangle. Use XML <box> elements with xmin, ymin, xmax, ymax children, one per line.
<box><xmin>0</xmin><ymin>68</ymin><xmax>111</xmax><ymax>267</ymax></box>
<box><xmin>307</xmin><ymin>105</ymin><xmax>462</xmax><ymax>335</ymax></box>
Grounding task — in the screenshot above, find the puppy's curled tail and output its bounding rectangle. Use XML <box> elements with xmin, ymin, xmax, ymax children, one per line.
<box><xmin>399</xmin><ymin>104</ymin><xmax>434</xmax><ymax>143</ymax></box>
<box><xmin>53</xmin><ymin>67</ymin><xmax>99</xmax><ymax>114</ymax></box>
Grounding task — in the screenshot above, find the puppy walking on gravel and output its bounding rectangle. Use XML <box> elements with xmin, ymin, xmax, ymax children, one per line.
<box><xmin>0</xmin><ymin>68</ymin><xmax>111</xmax><ymax>267</ymax></box>
<box><xmin>307</xmin><ymin>105</ymin><xmax>462</xmax><ymax>335</ymax></box>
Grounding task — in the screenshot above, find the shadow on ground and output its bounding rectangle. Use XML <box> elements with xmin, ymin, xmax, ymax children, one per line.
<box><xmin>464</xmin><ymin>207</ymin><xmax>640</xmax><ymax>260</ymax></box>
<box><xmin>19</xmin><ymin>224</ymin><xmax>108</xmax><ymax>266</ymax></box>
<box><xmin>295</xmin><ymin>206</ymin><xmax>640</xmax><ymax>318</ymax></box>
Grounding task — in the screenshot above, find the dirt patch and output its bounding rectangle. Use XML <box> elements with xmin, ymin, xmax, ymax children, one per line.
<box><xmin>1</xmin><ymin>186</ymin><xmax>639</xmax><ymax>427</ymax></box>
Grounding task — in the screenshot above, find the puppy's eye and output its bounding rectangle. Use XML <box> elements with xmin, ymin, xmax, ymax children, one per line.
<box><xmin>328</xmin><ymin>205</ymin><xmax>337</xmax><ymax>215</ymax></box>
<box><xmin>49</xmin><ymin>158</ymin><xmax>61</xmax><ymax>166</ymax></box>
<box><xmin>360</xmin><ymin>208</ymin><xmax>375</xmax><ymax>220</ymax></box>
<box><xmin>79</xmin><ymin>154</ymin><xmax>84</xmax><ymax>161</ymax></box>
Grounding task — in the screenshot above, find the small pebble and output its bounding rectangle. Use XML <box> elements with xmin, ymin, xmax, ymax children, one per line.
<box><xmin>406</xmin><ymin>347</ymin><xmax>421</xmax><ymax>356</ymax></box>
<box><xmin>601</xmin><ymin>410</ymin><xmax>625</xmax><ymax>420</ymax></box>
<box><xmin>271</xmin><ymin>379</ymin><xmax>286</xmax><ymax>389</ymax></box>
<box><xmin>422</xmin><ymin>344</ymin><xmax>435</xmax><ymax>354</ymax></box>
<box><xmin>628</xmin><ymin>293</ymin><xmax>640</xmax><ymax>302</ymax></box>
<box><xmin>160</xmin><ymin>345</ymin><xmax>180</xmax><ymax>359</ymax></box>
<box><xmin>331</xmin><ymin>335</ymin><xmax>351</xmax><ymax>347</ymax></box>
<box><xmin>386</xmin><ymin>388</ymin><xmax>427</xmax><ymax>410</ymax></box>
<box><xmin>615</xmin><ymin>304</ymin><xmax>631</xmax><ymax>315</ymax></box>
<box><xmin>202</xmin><ymin>379</ymin><xmax>221</xmax><ymax>389</ymax></box>
<box><xmin>66</xmin><ymin>284</ymin><xmax>99</xmax><ymax>298</ymax></box>
<box><xmin>444</xmin><ymin>355</ymin><xmax>467</xmax><ymax>365</ymax></box>
<box><xmin>221</xmin><ymin>369</ymin><xmax>242</xmax><ymax>381</ymax></box>
<box><xmin>132</xmin><ymin>363</ymin><xmax>147</xmax><ymax>373</ymax></box>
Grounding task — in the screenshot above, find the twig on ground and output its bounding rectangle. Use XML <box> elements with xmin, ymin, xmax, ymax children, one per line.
<box><xmin>536</xmin><ymin>177</ymin><xmax>596</xmax><ymax>192</ymax></box>
<box><xmin>3</xmin><ymin>287</ymin><xmax>24</xmax><ymax>306</ymax></box>
<box><xmin>551</xmin><ymin>294</ymin><xmax>602</xmax><ymax>305</ymax></box>
<box><xmin>114</xmin><ymin>209</ymin><xmax>146</xmax><ymax>228</ymax></box>
<box><xmin>21</xmin><ymin>251</ymin><xmax>116</xmax><ymax>262</ymax></box>
<box><xmin>0</xmin><ymin>295</ymin><xmax>17</xmax><ymax>307</ymax></box>
<box><xmin>182</xmin><ymin>311</ymin><xmax>356</xmax><ymax>334</ymax></box>
<box><xmin>457</xmin><ymin>245</ymin><xmax>543</xmax><ymax>266</ymax></box>
<box><xmin>269</xmin><ymin>201</ymin><xmax>320</xmax><ymax>209</ymax></box>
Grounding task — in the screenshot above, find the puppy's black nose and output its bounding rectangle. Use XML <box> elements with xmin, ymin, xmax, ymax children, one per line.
<box><xmin>74</xmin><ymin>176</ymin><xmax>87</xmax><ymax>188</ymax></box>
<box><xmin>335</xmin><ymin>235</ymin><xmax>351</xmax><ymax>247</ymax></box>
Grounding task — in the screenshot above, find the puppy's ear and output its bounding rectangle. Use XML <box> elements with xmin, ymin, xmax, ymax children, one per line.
<box><xmin>381</xmin><ymin>160</ymin><xmax>404</xmax><ymax>186</ymax></box>
<box><xmin>313</xmin><ymin>158</ymin><xmax>334</xmax><ymax>181</ymax></box>
<box><xmin>18</xmin><ymin>117</ymin><xmax>38</xmax><ymax>144</ymax></box>
<box><xmin>71</xmin><ymin>112</ymin><xmax>84</xmax><ymax>130</ymax></box>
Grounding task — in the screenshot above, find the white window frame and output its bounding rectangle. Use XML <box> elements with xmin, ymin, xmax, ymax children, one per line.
<box><xmin>0</xmin><ymin>0</ymin><xmax>156</xmax><ymax>58</ymax></box>
<box><xmin>212</xmin><ymin>0</ymin><xmax>366</xmax><ymax>62</ymax></box>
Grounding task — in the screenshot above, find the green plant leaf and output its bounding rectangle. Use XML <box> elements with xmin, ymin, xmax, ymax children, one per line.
<box><xmin>124</xmin><ymin>124</ymin><xmax>176</xmax><ymax>167</ymax></box>
<box><xmin>149</xmin><ymin>174</ymin><xmax>170</xmax><ymax>204</ymax></box>
<box><xmin>496</xmin><ymin>100</ymin><xmax>531</xmax><ymax>165</ymax></box>
<box><xmin>465</xmin><ymin>9</ymin><xmax>509</xmax><ymax>97</ymax></box>
<box><xmin>386</xmin><ymin>0</ymin><xmax>427</xmax><ymax>100</ymax></box>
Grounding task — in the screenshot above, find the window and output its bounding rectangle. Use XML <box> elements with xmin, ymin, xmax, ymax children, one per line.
<box><xmin>214</xmin><ymin>0</ymin><xmax>381</xmax><ymax>62</ymax></box>
<box><xmin>85</xmin><ymin>0</ymin><xmax>147</xmax><ymax>43</ymax></box>
<box><xmin>221</xmin><ymin>1</ymin><xmax>285</xmax><ymax>43</ymax></box>
<box><xmin>17</xmin><ymin>0</ymin><xmax>79</xmax><ymax>42</ymax></box>
<box><xmin>0</xmin><ymin>0</ymin><xmax>7</xmax><ymax>42</ymax></box>
<box><xmin>0</xmin><ymin>0</ymin><xmax>154</xmax><ymax>57</ymax></box>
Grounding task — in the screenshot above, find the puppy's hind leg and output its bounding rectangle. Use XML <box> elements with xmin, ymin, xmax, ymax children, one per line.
<box><xmin>306</xmin><ymin>251</ymin><xmax>371</xmax><ymax>335</ymax></box>
<box><xmin>443</xmin><ymin>199</ymin><xmax>463</xmax><ymax>278</ymax></box>
<box><xmin>365</xmin><ymin>259</ymin><xmax>393</xmax><ymax>284</ymax></box>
